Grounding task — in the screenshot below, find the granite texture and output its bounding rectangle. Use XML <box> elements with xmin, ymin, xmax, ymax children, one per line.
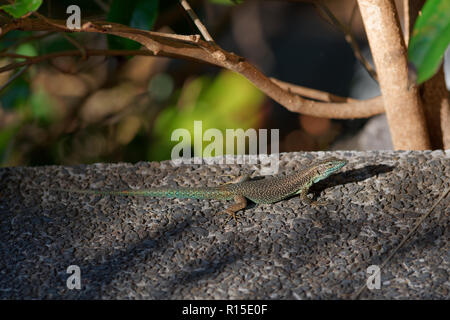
<box><xmin>0</xmin><ymin>151</ymin><xmax>449</xmax><ymax>299</ymax></box>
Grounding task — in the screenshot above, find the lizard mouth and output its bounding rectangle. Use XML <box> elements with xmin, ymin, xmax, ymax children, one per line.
<box><xmin>336</xmin><ymin>160</ymin><xmax>348</xmax><ymax>169</ymax></box>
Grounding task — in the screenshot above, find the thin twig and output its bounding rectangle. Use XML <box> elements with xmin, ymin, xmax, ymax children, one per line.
<box><xmin>271</xmin><ymin>78</ymin><xmax>359</xmax><ymax>103</ymax></box>
<box><xmin>62</xmin><ymin>34</ymin><xmax>87</xmax><ymax>60</ymax></box>
<box><xmin>352</xmin><ymin>187</ymin><xmax>450</xmax><ymax>299</ymax></box>
<box><xmin>179</xmin><ymin>0</ymin><xmax>214</xmax><ymax>42</ymax></box>
<box><xmin>0</xmin><ymin>49</ymin><xmax>157</xmax><ymax>74</ymax></box>
<box><xmin>93</xmin><ymin>0</ymin><xmax>109</xmax><ymax>12</ymax></box>
<box><xmin>348</xmin><ymin>1</ymin><xmax>358</xmax><ymax>27</ymax></box>
<box><xmin>0</xmin><ymin>31</ymin><xmax>55</xmax><ymax>53</ymax></box>
<box><xmin>315</xmin><ymin>1</ymin><xmax>378</xmax><ymax>82</ymax></box>
<box><xmin>144</xmin><ymin>31</ymin><xmax>201</xmax><ymax>43</ymax></box>
<box><xmin>0</xmin><ymin>52</ymin><xmax>33</xmax><ymax>59</ymax></box>
<box><xmin>31</xmin><ymin>11</ymin><xmax>68</xmax><ymax>31</ymax></box>
<box><xmin>0</xmin><ymin>65</ymin><xmax>29</xmax><ymax>93</ymax></box>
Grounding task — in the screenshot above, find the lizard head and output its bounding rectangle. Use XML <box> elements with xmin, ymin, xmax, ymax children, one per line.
<box><xmin>312</xmin><ymin>157</ymin><xmax>348</xmax><ymax>183</ymax></box>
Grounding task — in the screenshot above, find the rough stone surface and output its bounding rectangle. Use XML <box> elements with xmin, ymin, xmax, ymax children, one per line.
<box><xmin>0</xmin><ymin>151</ymin><xmax>448</xmax><ymax>299</ymax></box>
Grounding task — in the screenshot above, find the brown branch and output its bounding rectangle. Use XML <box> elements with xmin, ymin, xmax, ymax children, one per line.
<box><xmin>403</xmin><ymin>0</ymin><xmax>448</xmax><ymax>149</ymax></box>
<box><xmin>0</xmin><ymin>16</ymin><xmax>385</xmax><ymax>119</ymax></box>
<box><xmin>357</xmin><ymin>0</ymin><xmax>430</xmax><ymax>149</ymax></box>
<box><xmin>0</xmin><ymin>47</ymin><xmax>334</xmax><ymax>105</ymax></box>
<box><xmin>270</xmin><ymin>78</ymin><xmax>360</xmax><ymax>103</ymax></box>
<box><xmin>0</xmin><ymin>47</ymin><xmax>375</xmax><ymax>107</ymax></box>
<box><xmin>0</xmin><ymin>52</ymin><xmax>32</xmax><ymax>59</ymax></box>
<box><xmin>422</xmin><ymin>66</ymin><xmax>449</xmax><ymax>149</ymax></box>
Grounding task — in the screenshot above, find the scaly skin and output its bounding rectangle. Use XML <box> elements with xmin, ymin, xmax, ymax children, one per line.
<box><xmin>53</xmin><ymin>157</ymin><xmax>347</xmax><ymax>224</ymax></box>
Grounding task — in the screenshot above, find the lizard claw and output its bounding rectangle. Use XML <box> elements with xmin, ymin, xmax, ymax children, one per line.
<box><xmin>310</xmin><ymin>199</ymin><xmax>327</xmax><ymax>207</ymax></box>
<box><xmin>301</xmin><ymin>193</ymin><xmax>327</xmax><ymax>207</ymax></box>
<box><xmin>218</xmin><ymin>209</ymin><xmax>241</xmax><ymax>225</ymax></box>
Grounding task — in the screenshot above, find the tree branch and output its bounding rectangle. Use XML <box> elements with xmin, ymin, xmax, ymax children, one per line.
<box><xmin>0</xmin><ymin>15</ymin><xmax>385</xmax><ymax>119</ymax></box>
<box><xmin>357</xmin><ymin>0</ymin><xmax>430</xmax><ymax>149</ymax></box>
<box><xmin>270</xmin><ymin>78</ymin><xmax>360</xmax><ymax>103</ymax></box>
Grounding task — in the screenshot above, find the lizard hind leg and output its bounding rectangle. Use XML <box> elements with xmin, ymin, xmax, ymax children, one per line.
<box><xmin>218</xmin><ymin>195</ymin><xmax>247</xmax><ymax>225</ymax></box>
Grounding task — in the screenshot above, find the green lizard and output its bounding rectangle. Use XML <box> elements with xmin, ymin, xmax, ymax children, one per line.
<box><xmin>52</xmin><ymin>157</ymin><xmax>347</xmax><ymax>224</ymax></box>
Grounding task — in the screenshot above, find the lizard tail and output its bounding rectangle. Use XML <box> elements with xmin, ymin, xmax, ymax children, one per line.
<box><xmin>50</xmin><ymin>187</ymin><xmax>233</xmax><ymax>200</ymax></box>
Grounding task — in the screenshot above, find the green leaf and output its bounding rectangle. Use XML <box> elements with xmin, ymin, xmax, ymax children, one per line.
<box><xmin>0</xmin><ymin>0</ymin><xmax>43</xmax><ymax>18</ymax></box>
<box><xmin>408</xmin><ymin>0</ymin><xmax>450</xmax><ymax>84</ymax></box>
<box><xmin>107</xmin><ymin>0</ymin><xmax>158</xmax><ymax>51</ymax></box>
<box><xmin>15</xmin><ymin>43</ymin><xmax>37</xmax><ymax>57</ymax></box>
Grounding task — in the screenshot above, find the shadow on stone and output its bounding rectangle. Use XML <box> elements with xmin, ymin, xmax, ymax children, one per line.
<box><xmin>310</xmin><ymin>164</ymin><xmax>395</xmax><ymax>198</ymax></box>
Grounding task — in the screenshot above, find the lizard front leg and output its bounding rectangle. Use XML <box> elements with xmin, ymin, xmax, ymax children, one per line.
<box><xmin>299</xmin><ymin>188</ymin><xmax>326</xmax><ymax>206</ymax></box>
<box><xmin>218</xmin><ymin>195</ymin><xmax>247</xmax><ymax>225</ymax></box>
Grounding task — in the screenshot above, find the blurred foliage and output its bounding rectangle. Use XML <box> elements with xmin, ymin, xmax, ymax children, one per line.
<box><xmin>29</xmin><ymin>86</ymin><xmax>57</xmax><ymax>126</ymax></box>
<box><xmin>408</xmin><ymin>0</ymin><xmax>450</xmax><ymax>84</ymax></box>
<box><xmin>0</xmin><ymin>0</ymin><xmax>42</xmax><ymax>18</ymax></box>
<box><xmin>1</xmin><ymin>75</ymin><xmax>29</xmax><ymax>110</ymax></box>
<box><xmin>150</xmin><ymin>70</ymin><xmax>264</xmax><ymax>161</ymax></box>
<box><xmin>0</xmin><ymin>0</ymin><xmax>363</xmax><ymax>167</ymax></box>
<box><xmin>0</xmin><ymin>0</ymin><xmax>266</xmax><ymax>166</ymax></box>
<box><xmin>15</xmin><ymin>42</ymin><xmax>38</xmax><ymax>57</ymax></box>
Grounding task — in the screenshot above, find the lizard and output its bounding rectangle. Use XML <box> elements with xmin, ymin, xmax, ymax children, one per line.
<box><xmin>50</xmin><ymin>157</ymin><xmax>347</xmax><ymax>224</ymax></box>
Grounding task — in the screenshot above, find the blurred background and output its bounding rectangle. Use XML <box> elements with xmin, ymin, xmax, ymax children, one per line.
<box><xmin>0</xmin><ymin>0</ymin><xmax>449</xmax><ymax>166</ymax></box>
